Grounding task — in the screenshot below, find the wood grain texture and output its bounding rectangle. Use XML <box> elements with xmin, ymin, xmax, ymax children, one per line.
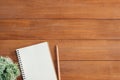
<box><xmin>0</xmin><ymin>0</ymin><xmax>120</xmax><ymax>19</ymax></box>
<box><xmin>61</xmin><ymin>61</ymin><xmax>120</xmax><ymax>80</ymax></box>
<box><xmin>0</xmin><ymin>19</ymin><xmax>120</xmax><ymax>39</ymax></box>
<box><xmin>1</xmin><ymin>0</ymin><xmax>120</xmax><ymax>80</ymax></box>
<box><xmin>59</xmin><ymin>40</ymin><xmax>120</xmax><ymax>60</ymax></box>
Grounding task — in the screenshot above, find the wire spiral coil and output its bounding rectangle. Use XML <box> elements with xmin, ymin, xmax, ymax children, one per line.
<box><xmin>16</xmin><ymin>50</ymin><xmax>26</xmax><ymax>80</ymax></box>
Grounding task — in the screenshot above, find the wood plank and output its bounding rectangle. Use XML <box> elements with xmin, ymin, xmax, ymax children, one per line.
<box><xmin>61</xmin><ymin>61</ymin><xmax>120</xmax><ymax>80</ymax></box>
<box><xmin>1</xmin><ymin>40</ymin><xmax>120</xmax><ymax>61</ymax></box>
<box><xmin>59</xmin><ymin>40</ymin><xmax>120</xmax><ymax>60</ymax></box>
<box><xmin>1</xmin><ymin>19</ymin><xmax>120</xmax><ymax>39</ymax></box>
<box><xmin>0</xmin><ymin>0</ymin><xmax>120</xmax><ymax>19</ymax></box>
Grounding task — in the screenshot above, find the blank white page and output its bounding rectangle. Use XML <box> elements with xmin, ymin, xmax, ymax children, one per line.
<box><xmin>16</xmin><ymin>42</ymin><xmax>57</xmax><ymax>80</ymax></box>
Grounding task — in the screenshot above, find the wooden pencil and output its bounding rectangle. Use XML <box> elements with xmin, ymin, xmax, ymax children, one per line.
<box><xmin>56</xmin><ymin>45</ymin><xmax>61</xmax><ymax>80</ymax></box>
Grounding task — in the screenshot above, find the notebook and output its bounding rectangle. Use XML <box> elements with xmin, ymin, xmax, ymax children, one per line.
<box><xmin>16</xmin><ymin>42</ymin><xmax>57</xmax><ymax>80</ymax></box>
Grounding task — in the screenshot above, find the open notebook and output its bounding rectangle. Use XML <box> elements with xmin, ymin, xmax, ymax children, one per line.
<box><xmin>16</xmin><ymin>42</ymin><xmax>57</xmax><ymax>80</ymax></box>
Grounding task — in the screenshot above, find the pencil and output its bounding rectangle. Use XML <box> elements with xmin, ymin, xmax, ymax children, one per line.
<box><xmin>56</xmin><ymin>45</ymin><xmax>61</xmax><ymax>80</ymax></box>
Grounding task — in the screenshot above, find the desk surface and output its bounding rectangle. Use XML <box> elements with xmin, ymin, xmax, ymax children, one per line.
<box><xmin>1</xmin><ymin>0</ymin><xmax>120</xmax><ymax>80</ymax></box>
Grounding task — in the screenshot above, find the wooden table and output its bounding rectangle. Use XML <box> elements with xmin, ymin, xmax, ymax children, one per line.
<box><xmin>1</xmin><ymin>0</ymin><xmax>120</xmax><ymax>80</ymax></box>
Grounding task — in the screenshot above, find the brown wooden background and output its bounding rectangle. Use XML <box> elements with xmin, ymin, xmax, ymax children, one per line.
<box><xmin>0</xmin><ymin>0</ymin><xmax>120</xmax><ymax>80</ymax></box>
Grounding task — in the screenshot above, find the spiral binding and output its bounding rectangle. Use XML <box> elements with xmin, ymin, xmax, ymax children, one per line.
<box><xmin>16</xmin><ymin>50</ymin><xmax>26</xmax><ymax>80</ymax></box>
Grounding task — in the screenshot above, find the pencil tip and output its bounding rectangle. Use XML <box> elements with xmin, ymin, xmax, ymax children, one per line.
<box><xmin>56</xmin><ymin>45</ymin><xmax>58</xmax><ymax>48</ymax></box>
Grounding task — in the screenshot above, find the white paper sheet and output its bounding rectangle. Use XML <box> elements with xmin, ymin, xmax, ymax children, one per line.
<box><xmin>16</xmin><ymin>42</ymin><xmax>57</xmax><ymax>80</ymax></box>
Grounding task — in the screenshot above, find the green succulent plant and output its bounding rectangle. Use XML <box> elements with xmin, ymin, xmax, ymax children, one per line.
<box><xmin>0</xmin><ymin>56</ymin><xmax>20</xmax><ymax>80</ymax></box>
